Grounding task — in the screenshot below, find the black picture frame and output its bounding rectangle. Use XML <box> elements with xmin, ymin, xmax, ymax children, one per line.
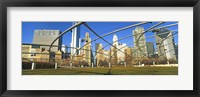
<box><xmin>0</xmin><ymin>0</ymin><xmax>200</xmax><ymax>97</ymax></box>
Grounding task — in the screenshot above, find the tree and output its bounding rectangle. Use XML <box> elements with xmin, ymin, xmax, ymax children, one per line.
<box><xmin>142</xmin><ymin>58</ymin><xmax>151</xmax><ymax>65</ymax></box>
<box><xmin>98</xmin><ymin>60</ymin><xmax>109</xmax><ymax>67</ymax></box>
<box><xmin>169</xmin><ymin>58</ymin><xmax>177</xmax><ymax>64</ymax></box>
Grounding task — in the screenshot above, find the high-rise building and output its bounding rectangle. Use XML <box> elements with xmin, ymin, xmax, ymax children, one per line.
<box><xmin>83</xmin><ymin>32</ymin><xmax>92</xmax><ymax>66</ymax></box>
<box><xmin>61</xmin><ymin>45</ymin><xmax>66</xmax><ymax>53</ymax></box>
<box><xmin>146</xmin><ymin>42</ymin><xmax>155</xmax><ymax>57</ymax></box>
<box><xmin>133</xmin><ymin>27</ymin><xmax>147</xmax><ymax>58</ymax></box>
<box><xmin>111</xmin><ymin>34</ymin><xmax>119</xmax><ymax>65</ymax></box>
<box><xmin>96</xmin><ymin>43</ymin><xmax>105</xmax><ymax>66</ymax></box>
<box><xmin>113</xmin><ymin>34</ymin><xmax>119</xmax><ymax>48</ymax></box>
<box><xmin>32</xmin><ymin>29</ymin><xmax>62</xmax><ymax>52</ymax></box>
<box><xmin>104</xmin><ymin>50</ymin><xmax>110</xmax><ymax>61</ymax></box>
<box><xmin>111</xmin><ymin>44</ymin><xmax>118</xmax><ymax>65</ymax></box>
<box><xmin>111</xmin><ymin>34</ymin><xmax>128</xmax><ymax>63</ymax></box>
<box><xmin>175</xmin><ymin>44</ymin><xmax>178</xmax><ymax>61</ymax></box>
<box><xmin>155</xmin><ymin>28</ymin><xmax>177</xmax><ymax>61</ymax></box>
<box><xmin>95</xmin><ymin>43</ymin><xmax>100</xmax><ymax>66</ymax></box>
<box><xmin>71</xmin><ymin>22</ymin><xmax>81</xmax><ymax>55</ymax></box>
<box><xmin>95</xmin><ymin>43</ymin><xmax>100</xmax><ymax>55</ymax></box>
<box><xmin>61</xmin><ymin>45</ymin><xmax>70</xmax><ymax>59</ymax></box>
<box><xmin>118</xmin><ymin>43</ymin><xmax>127</xmax><ymax>62</ymax></box>
<box><xmin>124</xmin><ymin>47</ymin><xmax>133</xmax><ymax>65</ymax></box>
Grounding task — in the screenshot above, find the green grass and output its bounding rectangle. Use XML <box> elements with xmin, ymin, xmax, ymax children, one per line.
<box><xmin>22</xmin><ymin>67</ymin><xmax>178</xmax><ymax>75</ymax></box>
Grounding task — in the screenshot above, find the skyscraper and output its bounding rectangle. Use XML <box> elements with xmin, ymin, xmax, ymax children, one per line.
<box><xmin>95</xmin><ymin>43</ymin><xmax>100</xmax><ymax>66</ymax></box>
<box><xmin>155</xmin><ymin>28</ymin><xmax>177</xmax><ymax>61</ymax></box>
<box><xmin>71</xmin><ymin>22</ymin><xmax>81</xmax><ymax>55</ymax></box>
<box><xmin>113</xmin><ymin>34</ymin><xmax>119</xmax><ymax>48</ymax></box>
<box><xmin>111</xmin><ymin>34</ymin><xmax>119</xmax><ymax>65</ymax></box>
<box><xmin>111</xmin><ymin>44</ymin><xmax>118</xmax><ymax>65</ymax></box>
<box><xmin>96</xmin><ymin>43</ymin><xmax>105</xmax><ymax>66</ymax></box>
<box><xmin>133</xmin><ymin>27</ymin><xmax>147</xmax><ymax>58</ymax></box>
<box><xmin>83</xmin><ymin>32</ymin><xmax>92</xmax><ymax>66</ymax></box>
<box><xmin>174</xmin><ymin>44</ymin><xmax>178</xmax><ymax>61</ymax></box>
<box><xmin>33</xmin><ymin>29</ymin><xmax>62</xmax><ymax>52</ymax></box>
<box><xmin>118</xmin><ymin>43</ymin><xmax>127</xmax><ymax>62</ymax></box>
<box><xmin>61</xmin><ymin>45</ymin><xmax>66</xmax><ymax>53</ymax></box>
<box><xmin>95</xmin><ymin>43</ymin><xmax>100</xmax><ymax>56</ymax></box>
<box><xmin>112</xmin><ymin>34</ymin><xmax>127</xmax><ymax>63</ymax></box>
<box><xmin>124</xmin><ymin>47</ymin><xmax>133</xmax><ymax>65</ymax></box>
<box><xmin>146</xmin><ymin>42</ymin><xmax>155</xmax><ymax>57</ymax></box>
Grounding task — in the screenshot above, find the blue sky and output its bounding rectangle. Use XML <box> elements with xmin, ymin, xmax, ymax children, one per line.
<box><xmin>22</xmin><ymin>22</ymin><xmax>178</xmax><ymax>52</ymax></box>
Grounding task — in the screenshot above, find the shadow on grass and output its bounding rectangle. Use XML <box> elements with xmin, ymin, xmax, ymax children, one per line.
<box><xmin>104</xmin><ymin>69</ymin><xmax>113</xmax><ymax>75</ymax></box>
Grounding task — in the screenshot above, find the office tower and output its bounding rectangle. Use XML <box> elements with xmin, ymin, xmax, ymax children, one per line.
<box><xmin>112</xmin><ymin>34</ymin><xmax>127</xmax><ymax>63</ymax></box>
<box><xmin>71</xmin><ymin>22</ymin><xmax>81</xmax><ymax>55</ymax></box>
<box><xmin>118</xmin><ymin>43</ymin><xmax>127</xmax><ymax>62</ymax></box>
<box><xmin>112</xmin><ymin>34</ymin><xmax>120</xmax><ymax>64</ymax></box>
<box><xmin>61</xmin><ymin>45</ymin><xmax>66</xmax><ymax>53</ymax></box>
<box><xmin>111</xmin><ymin>44</ymin><xmax>118</xmax><ymax>65</ymax></box>
<box><xmin>61</xmin><ymin>45</ymin><xmax>69</xmax><ymax>59</ymax></box>
<box><xmin>155</xmin><ymin>28</ymin><xmax>177</xmax><ymax>61</ymax></box>
<box><xmin>146</xmin><ymin>42</ymin><xmax>155</xmax><ymax>57</ymax></box>
<box><xmin>175</xmin><ymin>44</ymin><xmax>178</xmax><ymax>61</ymax></box>
<box><xmin>113</xmin><ymin>34</ymin><xmax>119</xmax><ymax>48</ymax></box>
<box><xmin>124</xmin><ymin>47</ymin><xmax>133</xmax><ymax>65</ymax></box>
<box><xmin>95</xmin><ymin>43</ymin><xmax>100</xmax><ymax>66</ymax></box>
<box><xmin>95</xmin><ymin>43</ymin><xmax>100</xmax><ymax>55</ymax></box>
<box><xmin>104</xmin><ymin>50</ymin><xmax>110</xmax><ymax>61</ymax></box>
<box><xmin>33</xmin><ymin>29</ymin><xmax>62</xmax><ymax>52</ymax></box>
<box><xmin>83</xmin><ymin>32</ymin><xmax>92</xmax><ymax>66</ymax></box>
<box><xmin>111</xmin><ymin>34</ymin><xmax>119</xmax><ymax>65</ymax></box>
<box><xmin>133</xmin><ymin>26</ymin><xmax>147</xmax><ymax>58</ymax></box>
<box><xmin>96</xmin><ymin>43</ymin><xmax>105</xmax><ymax>66</ymax></box>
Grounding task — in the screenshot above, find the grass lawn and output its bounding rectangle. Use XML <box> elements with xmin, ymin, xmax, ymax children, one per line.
<box><xmin>22</xmin><ymin>67</ymin><xmax>178</xmax><ymax>75</ymax></box>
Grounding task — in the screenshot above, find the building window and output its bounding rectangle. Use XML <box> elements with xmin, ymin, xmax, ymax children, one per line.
<box><xmin>31</xmin><ymin>49</ymin><xmax>36</xmax><ymax>56</ymax></box>
<box><xmin>39</xmin><ymin>32</ymin><xmax>43</xmax><ymax>36</ymax></box>
<box><xmin>50</xmin><ymin>32</ymin><xmax>54</xmax><ymax>36</ymax></box>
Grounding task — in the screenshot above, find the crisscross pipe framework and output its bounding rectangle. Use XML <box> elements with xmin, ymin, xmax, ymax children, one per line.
<box><xmin>22</xmin><ymin>22</ymin><xmax>178</xmax><ymax>66</ymax></box>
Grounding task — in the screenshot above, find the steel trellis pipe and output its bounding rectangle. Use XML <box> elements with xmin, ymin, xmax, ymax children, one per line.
<box><xmin>136</xmin><ymin>23</ymin><xmax>178</xmax><ymax>58</ymax></box>
<box><xmin>138</xmin><ymin>32</ymin><xmax>178</xmax><ymax>61</ymax></box>
<box><xmin>149</xmin><ymin>23</ymin><xmax>178</xmax><ymax>32</ymax></box>
<box><xmin>100</xmin><ymin>22</ymin><xmax>165</xmax><ymax>56</ymax></box>
<box><xmin>136</xmin><ymin>22</ymin><xmax>165</xmax><ymax>57</ymax></box>
<box><xmin>48</xmin><ymin>22</ymin><xmax>84</xmax><ymax>62</ymax></box>
<box><xmin>71</xmin><ymin>22</ymin><xmax>150</xmax><ymax>61</ymax></box>
<box><xmin>124</xmin><ymin>42</ymin><xmax>178</xmax><ymax>62</ymax></box>
<box><xmin>158</xmin><ymin>31</ymin><xmax>178</xmax><ymax>60</ymax></box>
<box><xmin>100</xmin><ymin>29</ymin><xmax>177</xmax><ymax>53</ymax></box>
<box><xmin>73</xmin><ymin>23</ymin><xmax>135</xmax><ymax>63</ymax></box>
<box><xmin>108</xmin><ymin>22</ymin><xmax>165</xmax><ymax>61</ymax></box>
<box><xmin>109</xmin><ymin>30</ymin><xmax>178</xmax><ymax>61</ymax></box>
